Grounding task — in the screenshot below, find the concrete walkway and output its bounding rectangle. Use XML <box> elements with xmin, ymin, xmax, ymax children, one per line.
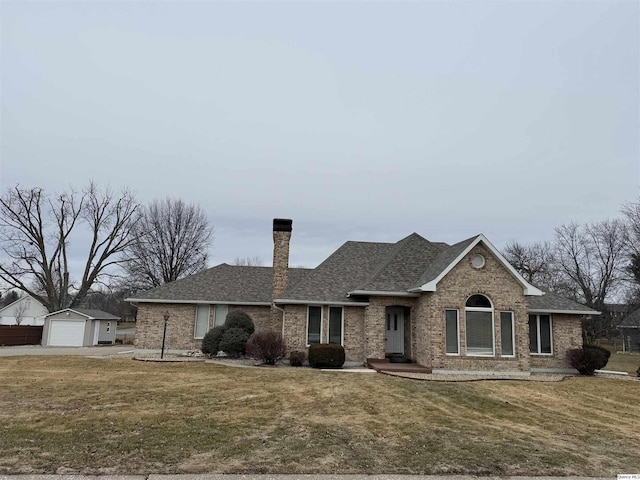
<box><xmin>0</xmin><ymin>475</ymin><xmax>618</xmax><ymax>480</ymax></box>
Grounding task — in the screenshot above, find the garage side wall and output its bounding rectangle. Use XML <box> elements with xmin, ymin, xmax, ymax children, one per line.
<box><xmin>97</xmin><ymin>320</ymin><xmax>117</xmax><ymax>344</ymax></box>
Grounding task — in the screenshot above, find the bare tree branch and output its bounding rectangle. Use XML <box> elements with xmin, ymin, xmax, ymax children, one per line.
<box><xmin>0</xmin><ymin>183</ymin><xmax>140</xmax><ymax>312</ymax></box>
<box><xmin>232</xmin><ymin>256</ymin><xmax>264</xmax><ymax>267</ymax></box>
<box><xmin>120</xmin><ymin>197</ymin><xmax>213</xmax><ymax>291</ymax></box>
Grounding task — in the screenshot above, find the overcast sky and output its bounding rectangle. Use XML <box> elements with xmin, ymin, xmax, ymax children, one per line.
<box><xmin>1</xmin><ymin>0</ymin><xmax>639</xmax><ymax>272</ymax></box>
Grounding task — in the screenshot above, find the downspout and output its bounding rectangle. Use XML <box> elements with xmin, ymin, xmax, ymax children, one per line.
<box><xmin>273</xmin><ymin>303</ymin><xmax>286</xmax><ymax>338</ymax></box>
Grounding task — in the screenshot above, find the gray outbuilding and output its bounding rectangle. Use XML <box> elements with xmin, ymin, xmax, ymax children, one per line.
<box><xmin>619</xmin><ymin>307</ymin><xmax>640</xmax><ymax>353</ymax></box>
<box><xmin>42</xmin><ymin>308</ymin><xmax>119</xmax><ymax>347</ymax></box>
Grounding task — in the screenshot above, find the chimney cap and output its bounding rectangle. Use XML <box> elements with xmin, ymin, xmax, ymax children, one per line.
<box><xmin>273</xmin><ymin>218</ymin><xmax>293</xmax><ymax>232</ymax></box>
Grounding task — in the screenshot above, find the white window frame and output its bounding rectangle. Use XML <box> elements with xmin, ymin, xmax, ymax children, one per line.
<box><xmin>529</xmin><ymin>314</ymin><xmax>553</xmax><ymax>356</ymax></box>
<box><xmin>464</xmin><ymin>295</ymin><xmax>495</xmax><ymax>357</ymax></box>
<box><xmin>106</xmin><ymin>321</ymin><xmax>111</xmax><ymax>333</ymax></box>
<box><xmin>328</xmin><ymin>306</ymin><xmax>344</xmax><ymax>345</ymax></box>
<box><xmin>306</xmin><ymin>305</ymin><xmax>323</xmax><ymax>347</ymax></box>
<box><xmin>213</xmin><ymin>304</ymin><xmax>228</xmax><ymax>327</ymax></box>
<box><xmin>499</xmin><ymin>311</ymin><xmax>515</xmax><ymax>358</ymax></box>
<box><xmin>445</xmin><ymin>309</ymin><xmax>460</xmax><ymax>356</ymax></box>
<box><xmin>194</xmin><ymin>304</ymin><xmax>211</xmax><ymax>339</ymax></box>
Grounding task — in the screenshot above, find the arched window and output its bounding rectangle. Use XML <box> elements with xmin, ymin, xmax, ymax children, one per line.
<box><xmin>466</xmin><ymin>294</ymin><xmax>492</xmax><ymax>308</ymax></box>
<box><xmin>465</xmin><ymin>294</ymin><xmax>494</xmax><ymax>356</ymax></box>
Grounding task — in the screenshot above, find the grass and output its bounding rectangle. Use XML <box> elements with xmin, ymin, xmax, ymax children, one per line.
<box><xmin>596</xmin><ymin>342</ymin><xmax>640</xmax><ymax>375</ymax></box>
<box><xmin>0</xmin><ymin>357</ymin><xmax>638</xmax><ymax>475</ymax></box>
<box><xmin>603</xmin><ymin>351</ymin><xmax>640</xmax><ymax>375</ymax></box>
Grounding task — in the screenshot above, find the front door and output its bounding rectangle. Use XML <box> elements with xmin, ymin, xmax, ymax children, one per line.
<box><xmin>385</xmin><ymin>307</ymin><xmax>404</xmax><ymax>354</ymax></box>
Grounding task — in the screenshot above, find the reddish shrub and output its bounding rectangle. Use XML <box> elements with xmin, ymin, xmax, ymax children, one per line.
<box><xmin>245</xmin><ymin>330</ymin><xmax>285</xmax><ymax>365</ymax></box>
<box><xmin>289</xmin><ymin>350</ymin><xmax>306</xmax><ymax>367</ymax></box>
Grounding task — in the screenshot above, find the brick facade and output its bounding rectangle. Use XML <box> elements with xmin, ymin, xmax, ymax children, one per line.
<box><xmin>363</xmin><ymin>296</ymin><xmax>416</xmax><ymax>360</ymax></box>
<box><xmin>424</xmin><ymin>244</ymin><xmax>530</xmax><ymax>372</ymax></box>
<box><xmin>529</xmin><ymin>313</ymin><xmax>582</xmax><ymax>370</ymax></box>
<box><xmin>135</xmin><ymin>303</ymin><xmax>201</xmax><ymax>350</ymax></box>
<box><xmin>135</xmin><ymin>237</ymin><xmax>585</xmax><ymax>373</ymax></box>
<box><xmin>135</xmin><ymin>303</ymin><xmax>270</xmax><ymax>350</ymax></box>
<box><xmin>280</xmin><ymin>304</ymin><xmax>365</xmax><ymax>363</ymax></box>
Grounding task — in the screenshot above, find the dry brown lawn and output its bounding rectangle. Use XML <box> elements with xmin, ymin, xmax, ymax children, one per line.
<box><xmin>602</xmin><ymin>350</ymin><xmax>640</xmax><ymax>375</ymax></box>
<box><xmin>0</xmin><ymin>356</ymin><xmax>638</xmax><ymax>475</ymax></box>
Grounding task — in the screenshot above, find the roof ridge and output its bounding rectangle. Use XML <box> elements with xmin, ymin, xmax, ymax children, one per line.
<box><xmin>357</xmin><ymin>233</ymin><xmax>431</xmax><ymax>290</ymax></box>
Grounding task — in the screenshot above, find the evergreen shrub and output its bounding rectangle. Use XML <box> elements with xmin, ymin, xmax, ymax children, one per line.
<box><xmin>308</xmin><ymin>343</ymin><xmax>345</xmax><ymax>369</ymax></box>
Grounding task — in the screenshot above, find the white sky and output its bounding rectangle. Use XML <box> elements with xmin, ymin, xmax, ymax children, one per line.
<box><xmin>1</xmin><ymin>0</ymin><xmax>639</xmax><ymax>272</ymax></box>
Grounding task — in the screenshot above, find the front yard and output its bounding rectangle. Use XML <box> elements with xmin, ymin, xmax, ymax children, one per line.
<box><xmin>0</xmin><ymin>356</ymin><xmax>638</xmax><ymax>475</ymax></box>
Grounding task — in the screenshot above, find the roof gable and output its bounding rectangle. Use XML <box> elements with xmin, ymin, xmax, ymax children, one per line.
<box><xmin>0</xmin><ymin>295</ymin><xmax>48</xmax><ymax>316</ymax></box>
<box><xmin>411</xmin><ymin>234</ymin><xmax>543</xmax><ymax>296</ymax></box>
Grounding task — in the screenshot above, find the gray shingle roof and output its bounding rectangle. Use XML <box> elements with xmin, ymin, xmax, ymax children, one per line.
<box><xmin>528</xmin><ymin>291</ymin><xmax>599</xmax><ymax>314</ymax></box>
<box><xmin>284</xmin><ymin>240</ymin><xmax>396</xmax><ymax>302</ymax></box>
<box><xmin>129</xmin><ymin>264</ymin><xmax>310</xmax><ymax>303</ymax></box>
<box><xmin>127</xmin><ymin>233</ymin><xmax>596</xmax><ymax>315</ymax></box>
<box><xmin>619</xmin><ymin>308</ymin><xmax>640</xmax><ymax>328</ymax></box>
<box><xmin>355</xmin><ymin>233</ymin><xmax>447</xmax><ymax>292</ymax></box>
<box><xmin>73</xmin><ymin>309</ymin><xmax>120</xmax><ymax>320</ymax></box>
<box><xmin>411</xmin><ymin>235</ymin><xmax>478</xmax><ymax>289</ymax></box>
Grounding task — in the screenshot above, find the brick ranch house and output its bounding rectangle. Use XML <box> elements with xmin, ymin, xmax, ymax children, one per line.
<box><xmin>128</xmin><ymin>219</ymin><xmax>598</xmax><ymax>374</ymax></box>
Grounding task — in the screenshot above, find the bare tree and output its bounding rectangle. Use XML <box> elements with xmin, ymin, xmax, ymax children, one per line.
<box><xmin>554</xmin><ymin>220</ymin><xmax>629</xmax><ymax>342</ymax></box>
<box><xmin>0</xmin><ymin>290</ymin><xmax>18</xmax><ymax>308</ymax></box>
<box><xmin>554</xmin><ymin>220</ymin><xmax>628</xmax><ymax>311</ymax></box>
<box><xmin>622</xmin><ymin>198</ymin><xmax>640</xmax><ymax>256</ymax></box>
<box><xmin>120</xmin><ymin>198</ymin><xmax>213</xmax><ymax>291</ymax></box>
<box><xmin>503</xmin><ymin>240</ymin><xmax>554</xmax><ymax>285</ymax></box>
<box><xmin>13</xmin><ymin>296</ymin><xmax>28</xmax><ymax>325</ymax></box>
<box><xmin>622</xmin><ymin>198</ymin><xmax>640</xmax><ymax>303</ymax></box>
<box><xmin>0</xmin><ymin>183</ymin><xmax>140</xmax><ymax>312</ymax></box>
<box><xmin>81</xmin><ymin>287</ymin><xmax>137</xmax><ymax>321</ymax></box>
<box><xmin>232</xmin><ymin>256</ymin><xmax>264</xmax><ymax>266</ymax></box>
<box><xmin>503</xmin><ymin>240</ymin><xmax>576</xmax><ymax>298</ymax></box>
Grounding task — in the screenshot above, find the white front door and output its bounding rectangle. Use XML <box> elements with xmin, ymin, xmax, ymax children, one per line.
<box><xmin>385</xmin><ymin>308</ymin><xmax>404</xmax><ymax>354</ymax></box>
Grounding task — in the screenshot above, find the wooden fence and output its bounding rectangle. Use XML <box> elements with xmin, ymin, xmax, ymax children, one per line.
<box><xmin>0</xmin><ymin>325</ymin><xmax>43</xmax><ymax>346</ymax></box>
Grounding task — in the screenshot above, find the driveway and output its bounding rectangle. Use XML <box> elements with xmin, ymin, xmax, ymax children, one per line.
<box><xmin>0</xmin><ymin>345</ymin><xmax>135</xmax><ymax>357</ymax></box>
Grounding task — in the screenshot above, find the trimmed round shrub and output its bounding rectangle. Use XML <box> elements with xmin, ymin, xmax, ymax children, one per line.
<box><xmin>224</xmin><ymin>310</ymin><xmax>255</xmax><ymax>336</ymax></box>
<box><xmin>218</xmin><ymin>327</ymin><xmax>250</xmax><ymax>358</ymax></box>
<box><xmin>202</xmin><ymin>325</ymin><xmax>226</xmax><ymax>356</ymax></box>
<box><xmin>246</xmin><ymin>330</ymin><xmax>286</xmax><ymax>365</ymax></box>
<box><xmin>567</xmin><ymin>345</ymin><xmax>611</xmax><ymax>375</ymax></box>
<box><xmin>308</xmin><ymin>343</ymin><xmax>345</xmax><ymax>369</ymax></box>
<box><xmin>584</xmin><ymin>344</ymin><xmax>611</xmax><ymax>368</ymax></box>
<box><xmin>289</xmin><ymin>350</ymin><xmax>306</xmax><ymax>367</ymax></box>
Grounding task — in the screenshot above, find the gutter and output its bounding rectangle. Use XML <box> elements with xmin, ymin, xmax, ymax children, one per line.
<box><xmin>527</xmin><ymin>309</ymin><xmax>601</xmax><ymax>315</ymax></box>
<box><xmin>124</xmin><ymin>298</ymin><xmax>272</xmax><ymax>306</ymax></box>
<box><xmin>347</xmin><ymin>290</ymin><xmax>420</xmax><ymax>298</ymax></box>
<box><xmin>272</xmin><ymin>303</ymin><xmax>286</xmax><ymax>338</ymax></box>
<box><xmin>273</xmin><ymin>298</ymin><xmax>369</xmax><ymax>306</ymax></box>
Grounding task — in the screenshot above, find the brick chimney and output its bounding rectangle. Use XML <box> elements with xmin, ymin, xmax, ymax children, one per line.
<box><xmin>271</xmin><ymin>218</ymin><xmax>292</xmax><ymax>331</ymax></box>
<box><xmin>271</xmin><ymin>218</ymin><xmax>292</xmax><ymax>300</ymax></box>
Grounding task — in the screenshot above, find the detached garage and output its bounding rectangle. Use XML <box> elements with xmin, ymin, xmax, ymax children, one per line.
<box><xmin>42</xmin><ymin>308</ymin><xmax>119</xmax><ymax>347</ymax></box>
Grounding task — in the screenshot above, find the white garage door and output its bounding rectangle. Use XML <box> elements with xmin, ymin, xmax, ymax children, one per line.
<box><xmin>49</xmin><ymin>320</ymin><xmax>85</xmax><ymax>346</ymax></box>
